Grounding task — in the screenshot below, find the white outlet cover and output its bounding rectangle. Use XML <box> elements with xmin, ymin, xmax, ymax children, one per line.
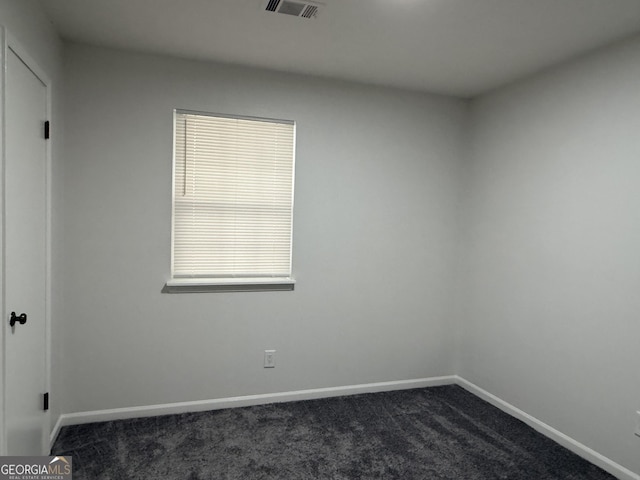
<box><xmin>264</xmin><ymin>349</ymin><xmax>276</xmax><ymax>368</ymax></box>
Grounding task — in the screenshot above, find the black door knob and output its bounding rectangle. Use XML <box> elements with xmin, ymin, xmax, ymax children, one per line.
<box><xmin>9</xmin><ymin>312</ymin><xmax>27</xmax><ymax>327</ymax></box>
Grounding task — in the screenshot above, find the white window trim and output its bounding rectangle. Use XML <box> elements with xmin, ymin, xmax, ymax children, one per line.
<box><xmin>164</xmin><ymin>277</ymin><xmax>295</xmax><ymax>293</ymax></box>
<box><xmin>166</xmin><ymin>109</ymin><xmax>296</xmax><ymax>293</ymax></box>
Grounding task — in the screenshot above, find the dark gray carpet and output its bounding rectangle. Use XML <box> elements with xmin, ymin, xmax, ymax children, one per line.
<box><xmin>52</xmin><ymin>385</ymin><xmax>615</xmax><ymax>479</ymax></box>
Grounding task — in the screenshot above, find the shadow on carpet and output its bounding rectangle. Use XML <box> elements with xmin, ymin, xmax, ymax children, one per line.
<box><xmin>52</xmin><ymin>385</ymin><xmax>616</xmax><ymax>479</ymax></box>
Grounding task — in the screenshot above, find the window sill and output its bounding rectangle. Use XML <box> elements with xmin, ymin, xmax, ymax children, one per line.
<box><xmin>163</xmin><ymin>277</ymin><xmax>295</xmax><ymax>293</ymax></box>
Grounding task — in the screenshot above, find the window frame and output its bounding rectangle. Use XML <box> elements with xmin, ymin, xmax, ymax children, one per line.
<box><xmin>165</xmin><ymin>109</ymin><xmax>296</xmax><ymax>293</ymax></box>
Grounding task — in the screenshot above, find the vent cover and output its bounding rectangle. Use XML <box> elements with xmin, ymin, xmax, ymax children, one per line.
<box><xmin>263</xmin><ymin>0</ymin><xmax>323</xmax><ymax>19</ymax></box>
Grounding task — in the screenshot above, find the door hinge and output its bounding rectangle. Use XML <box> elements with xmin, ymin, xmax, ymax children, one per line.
<box><xmin>43</xmin><ymin>392</ymin><xmax>49</xmax><ymax>411</ymax></box>
<box><xmin>44</xmin><ymin>121</ymin><xmax>50</xmax><ymax>140</ymax></box>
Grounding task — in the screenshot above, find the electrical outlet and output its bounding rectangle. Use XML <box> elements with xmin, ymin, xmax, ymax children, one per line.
<box><xmin>635</xmin><ymin>411</ymin><xmax>640</xmax><ymax>438</ymax></box>
<box><xmin>264</xmin><ymin>350</ymin><xmax>276</xmax><ymax>368</ymax></box>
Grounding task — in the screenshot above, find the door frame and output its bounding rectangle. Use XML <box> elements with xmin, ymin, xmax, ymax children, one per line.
<box><xmin>0</xmin><ymin>25</ymin><xmax>53</xmax><ymax>455</ymax></box>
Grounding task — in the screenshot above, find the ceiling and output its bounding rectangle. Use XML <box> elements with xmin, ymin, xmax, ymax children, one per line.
<box><xmin>41</xmin><ymin>0</ymin><xmax>640</xmax><ymax>98</ymax></box>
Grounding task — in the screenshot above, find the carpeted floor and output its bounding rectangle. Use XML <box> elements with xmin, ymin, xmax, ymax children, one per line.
<box><xmin>52</xmin><ymin>385</ymin><xmax>616</xmax><ymax>479</ymax></box>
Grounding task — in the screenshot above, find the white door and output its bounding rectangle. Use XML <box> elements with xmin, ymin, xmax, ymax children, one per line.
<box><xmin>4</xmin><ymin>46</ymin><xmax>48</xmax><ymax>455</ymax></box>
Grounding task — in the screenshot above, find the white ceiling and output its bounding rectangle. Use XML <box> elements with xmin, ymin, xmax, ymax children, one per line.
<box><xmin>41</xmin><ymin>0</ymin><xmax>640</xmax><ymax>97</ymax></box>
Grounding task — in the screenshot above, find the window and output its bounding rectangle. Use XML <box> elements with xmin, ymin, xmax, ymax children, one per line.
<box><xmin>167</xmin><ymin>110</ymin><xmax>296</xmax><ymax>291</ymax></box>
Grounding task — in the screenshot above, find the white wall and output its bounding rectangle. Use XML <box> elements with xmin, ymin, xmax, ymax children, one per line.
<box><xmin>60</xmin><ymin>44</ymin><xmax>467</xmax><ymax>413</ymax></box>
<box><xmin>459</xmin><ymin>35</ymin><xmax>640</xmax><ymax>474</ymax></box>
<box><xmin>55</xmin><ymin>24</ymin><xmax>640</xmax><ymax>477</ymax></box>
<box><xmin>0</xmin><ymin>0</ymin><xmax>64</xmax><ymax>433</ymax></box>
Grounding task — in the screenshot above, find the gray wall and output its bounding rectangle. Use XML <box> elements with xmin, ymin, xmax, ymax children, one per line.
<box><xmin>6</xmin><ymin>8</ymin><xmax>639</xmax><ymax>473</ymax></box>
<box><xmin>60</xmin><ymin>44</ymin><xmax>467</xmax><ymax>413</ymax></box>
<box><xmin>0</xmin><ymin>0</ymin><xmax>64</xmax><ymax>432</ymax></box>
<box><xmin>459</xmin><ymin>35</ymin><xmax>640</xmax><ymax>474</ymax></box>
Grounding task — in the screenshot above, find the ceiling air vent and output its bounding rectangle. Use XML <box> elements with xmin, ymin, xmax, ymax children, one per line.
<box><xmin>263</xmin><ymin>0</ymin><xmax>323</xmax><ymax>19</ymax></box>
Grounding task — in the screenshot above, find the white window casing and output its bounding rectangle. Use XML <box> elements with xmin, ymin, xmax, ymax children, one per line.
<box><xmin>167</xmin><ymin>110</ymin><xmax>295</xmax><ymax>291</ymax></box>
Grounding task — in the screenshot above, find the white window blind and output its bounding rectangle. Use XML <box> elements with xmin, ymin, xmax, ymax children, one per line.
<box><xmin>172</xmin><ymin>111</ymin><xmax>295</xmax><ymax>280</ymax></box>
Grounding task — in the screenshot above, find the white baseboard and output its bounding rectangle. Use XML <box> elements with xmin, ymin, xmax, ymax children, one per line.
<box><xmin>49</xmin><ymin>414</ymin><xmax>65</xmax><ymax>449</ymax></box>
<box><xmin>49</xmin><ymin>375</ymin><xmax>456</xmax><ymax>447</ymax></box>
<box><xmin>455</xmin><ymin>376</ymin><xmax>640</xmax><ymax>480</ymax></box>
<box><xmin>49</xmin><ymin>375</ymin><xmax>639</xmax><ymax>480</ymax></box>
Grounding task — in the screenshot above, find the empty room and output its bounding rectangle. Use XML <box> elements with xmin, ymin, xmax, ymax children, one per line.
<box><xmin>1</xmin><ymin>0</ymin><xmax>639</xmax><ymax>478</ymax></box>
